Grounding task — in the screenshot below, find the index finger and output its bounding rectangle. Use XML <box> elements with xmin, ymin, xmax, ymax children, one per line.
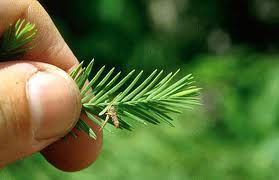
<box><xmin>0</xmin><ymin>0</ymin><xmax>103</xmax><ymax>171</ymax></box>
<box><xmin>0</xmin><ymin>0</ymin><xmax>78</xmax><ymax>71</ymax></box>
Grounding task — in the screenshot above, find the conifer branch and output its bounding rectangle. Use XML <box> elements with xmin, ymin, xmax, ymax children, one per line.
<box><xmin>0</xmin><ymin>19</ymin><xmax>201</xmax><ymax>139</ymax></box>
<box><xmin>71</xmin><ymin>60</ymin><xmax>201</xmax><ymax>137</ymax></box>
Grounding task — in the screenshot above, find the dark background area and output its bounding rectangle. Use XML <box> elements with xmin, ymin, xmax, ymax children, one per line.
<box><xmin>42</xmin><ymin>0</ymin><xmax>279</xmax><ymax>58</ymax></box>
<box><xmin>2</xmin><ymin>0</ymin><xmax>279</xmax><ymax>179</ymax></box>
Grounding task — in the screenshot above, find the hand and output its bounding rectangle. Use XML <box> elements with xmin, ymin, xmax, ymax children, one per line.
<box><xmin>0</xmin><ymin>0</ymin><xmax>102</xmax><ymax>170</ymax></box>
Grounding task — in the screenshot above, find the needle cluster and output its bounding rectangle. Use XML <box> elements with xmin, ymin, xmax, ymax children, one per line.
<box><xmin>0</xmin><ymin>19</ymin><xmax>37</xmax><ymax>60</ymax></box>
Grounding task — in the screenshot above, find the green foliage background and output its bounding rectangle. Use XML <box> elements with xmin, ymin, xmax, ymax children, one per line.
<box><xmin>2</xmin><ymin>0</ymin><xmax>279</xmax><ymax>179</ymax></box>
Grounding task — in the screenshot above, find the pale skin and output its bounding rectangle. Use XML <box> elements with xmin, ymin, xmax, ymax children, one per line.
<box><xmin>0</xmin><ymin>0</ymin><xmax>102</xmax><ymax>168</ymax></box>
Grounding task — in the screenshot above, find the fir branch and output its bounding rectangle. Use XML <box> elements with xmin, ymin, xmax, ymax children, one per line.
<box><xmin>0</xmin><ymin>18</ymin><xmax>201</xmax><ymax>139</ymax></box>
<box><xmin>71</xmin><ymin>59</ymin><xmax>201</xmax><ymax>136</ymax></box>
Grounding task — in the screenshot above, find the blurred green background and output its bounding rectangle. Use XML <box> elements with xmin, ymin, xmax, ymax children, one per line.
<box><xmin>2</xmin><ymin>0</ymin><xmax>279</xmax><ymax>179</ymax></box>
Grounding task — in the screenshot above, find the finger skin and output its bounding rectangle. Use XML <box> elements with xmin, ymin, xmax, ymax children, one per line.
<box><xmin>0</xmin><ymin>61</ymin><xmax>81</xmax><ymax>167</ymax></box>
<box><xmin>0</xmin><ymin>0</ymin><xmax>103</xmax><ymax>171</ymax></box>
<box><xmin>41</xmin><ymin>114</ymin><xmax>103</xmax><ymax>172</ymax></box>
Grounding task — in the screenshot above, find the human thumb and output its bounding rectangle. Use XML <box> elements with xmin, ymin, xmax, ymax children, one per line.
<box><xmin>0</xmin><ymin>61</ymin><xmax>81</xmax><ymax>167</ymax></box>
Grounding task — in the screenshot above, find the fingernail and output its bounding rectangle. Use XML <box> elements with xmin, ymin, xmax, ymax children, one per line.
<box><xmin>27</xmin><ymin>69</ymin><xmax>81</xmax><ymax>140</ymax></box>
